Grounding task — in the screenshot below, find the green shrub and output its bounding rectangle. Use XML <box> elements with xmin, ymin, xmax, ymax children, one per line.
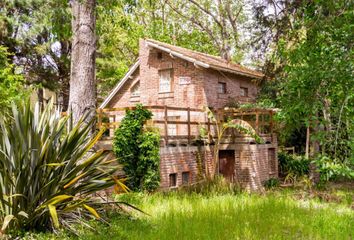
<box><xmin>278</xmin><ymin>152</ymin><xmax>310</xmax><ymax>177</ymax></box>
<box><xmin>0</xmin><ymin>100</ymin><xmax>124</xmax><ymax>234</ymax></box>
<box><xmin>314</xmin><ymin>156</ymin><xmax>354</xmax><ymax>182</ymax></box>
<box><xmin>0</xmin><ymin>46</ymin><xmax>27</xmax><ymax>113</ymax></box>
<box><xmin>113</xmin><ymin>105</ymin><xmax>160</xmax><ymax>192</ymax></box>
<box><xmin>264</xmin><ymin>178</ymin><xmax>280</xmax><ymax>189</ymax></box>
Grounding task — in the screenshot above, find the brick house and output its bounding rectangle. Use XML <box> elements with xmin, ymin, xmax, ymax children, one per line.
<box><xmin>99</xmin><ymin>39</ymin><xmax>278</xmax><ymax>190</ymax></box>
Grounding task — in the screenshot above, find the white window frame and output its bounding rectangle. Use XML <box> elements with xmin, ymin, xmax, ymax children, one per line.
<box><xmin>159</xmin><ymin>69</ymin><xmax>172</xmax><ymax>93</ymax></box>
<box><xmin>130</xmin><ymin>81</ymin><xmax>140</xmax><ymax>97</ymax></box>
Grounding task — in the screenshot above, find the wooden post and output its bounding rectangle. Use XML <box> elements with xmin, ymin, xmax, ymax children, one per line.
<box><xmin>164</xmin><ymin>106</ymin><xmax>168</xmax><ymax>146</ymax></box>
<box><xmin>305</xmin><ymin>126</ymin><xmax>310</xmax><ymax>159</ymax></box>
<box><xmin>113</xmin><ymin>114</ymin><xmax>116</xmax><ymax>136</ymax></box>
<box><xmin>207</xmin><ymin>116</ymin><xmax>211</xmax><ymax>142</ymax></box>
<box><xmin>187</xmin><ymin>107</ymin><xmax>191</xmax><ymax>145</ymax></box>
<box><xmin>270</xmin><ymin>111</ymin><xmax>273</xmax><ymax>142</ymax></box>
<box><xmin>98</xmin><ymin>108</ymin><xmax>103</xmax><ymax>129</ymax></box>
<box><xmin>255</xmin><ymin>110</ymin><xmax>259</xmax><ymax>134</ymax></box>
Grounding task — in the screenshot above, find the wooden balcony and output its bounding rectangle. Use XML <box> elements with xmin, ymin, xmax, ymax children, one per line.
<box><xmin>95</xmin><ymin>105</ymin><xmax>275</xmax><ymax>148</ymax></box>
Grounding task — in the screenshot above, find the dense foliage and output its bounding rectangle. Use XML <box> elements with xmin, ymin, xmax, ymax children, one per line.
<box><xmin>255</xmin><ymin>0</ymin><xmax>353</xmax><ymax>165</ymax></box>
<box><xmin>0</xmin><ymin>46</ymin><xmax>26</xmax><ymax>112</ymax></box>
<box><xmin>277</xmin><ymin>0</ymin><xmax>353</xmax><ymax>161</ymax></box>
<box><xmin>0</xmin><ymin>0</ymin><xmax>71</xmax><ymax>107</ymax></box>
<box><xmin>0</xmin><ymin>100</ymin><xmax>124</xmax><ymax>233</ymax></box>
<box><xmin>278</xmin><ymin>152</ymin><xmax>310</xmax><ymax>178</ymax></box>
<box><xmin>314</xmin><ymin>156</ymin><xmax>354</xmax><ymax>183</ymax></box>
<box><xmin>113</xmin><ymin>105</ymin><xmax>160</xmax><ymax>192</ymax></box>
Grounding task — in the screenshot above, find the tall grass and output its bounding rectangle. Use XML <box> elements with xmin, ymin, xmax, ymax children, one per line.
<box><xmin>29</xmin><ymin>190</ymin><xmax>354</xmax><ymax>240</ymax></box>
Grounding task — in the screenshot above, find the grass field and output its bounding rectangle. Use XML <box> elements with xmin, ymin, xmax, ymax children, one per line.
<box><xmin>26</xmin><ymin>186</ymin><xmax>354</xmax><ymax>240</ymax></box>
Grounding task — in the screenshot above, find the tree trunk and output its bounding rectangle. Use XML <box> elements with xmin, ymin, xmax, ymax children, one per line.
<box><xmin>69</xmin><ymin>0</ymin><xmax>96</xmax><ymax>125</ymax></box>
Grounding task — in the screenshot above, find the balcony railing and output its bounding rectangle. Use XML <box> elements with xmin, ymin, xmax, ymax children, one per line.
<box><xmin>95</xmin><ymin>105</ymin><xmax>275</xmax><ymax>147</ymax></box>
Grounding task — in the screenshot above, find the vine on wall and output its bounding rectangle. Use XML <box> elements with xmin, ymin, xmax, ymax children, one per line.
<box><xmin>113</xmin><ymin>104</ymin><xmax>160</xmax><ymax>191</ymax></box>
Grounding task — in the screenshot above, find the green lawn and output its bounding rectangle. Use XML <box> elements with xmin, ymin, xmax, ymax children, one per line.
<box><xmin>27</xmin><ymin>188</ymin><xmax>353</xmax><ymax>240</ymax></box>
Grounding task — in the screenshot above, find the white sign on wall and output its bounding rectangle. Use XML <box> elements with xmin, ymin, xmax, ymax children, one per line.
<box><xmin>179</xmin><ymin>76</ymin><xmax>191</xmax><ymax>85</ymax></box>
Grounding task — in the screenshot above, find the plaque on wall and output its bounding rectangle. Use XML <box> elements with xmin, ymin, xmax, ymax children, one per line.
<box><xmin>179</xmin><ymin>76</ymin><xmax>191</xmax><ymax>85</ymax></box>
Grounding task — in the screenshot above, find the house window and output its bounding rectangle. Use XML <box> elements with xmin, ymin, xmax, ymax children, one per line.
<box><xmin>167</xmin><ymin>116</ymin><xmax>179</xmax><ymax>136</ymax></box>
<box><xmin>130</xmin><ymin>81</ymin><xmax>140</xmax><ymax>97</ymax></box>
<box><xmin>240</xmin><ymin>87</ymin><xmax>248</xmax><ymax>97</ymax></box>
<box><xmin>169</xmin><ymin>173</ymin><xmax>177</xmax><ymax>187</ymax></box>
<box><xmin>157</xmin><ymin>52</ymin><xmax>163</xmax><ymax>60</ymax></box>
<box><xmin>218</xmin><ymin>82</ymin><xmax>226</xmax><ymax>94</ymax></box>
<box><xmin>182</xmin><ymin>172</ymin><xmax>190</xmax><ymax>185</ymax></box>
<box><xmin>159</xmin><ymin>69</ymin><xmax>172</xmax><ymax>93</ymax></box>
<box><xmin>268</xmin><ymin>148</ymin><xmax>276</xmax><ymax>174</ymax></box>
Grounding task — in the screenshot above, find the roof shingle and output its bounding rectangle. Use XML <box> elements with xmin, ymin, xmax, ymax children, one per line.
<box><xmin>145</xmin><ymin>39</ymin><xmax>264</xmax><ymax>79</ymax></box>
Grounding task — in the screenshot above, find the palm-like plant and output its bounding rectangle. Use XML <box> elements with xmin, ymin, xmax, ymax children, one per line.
<box><xmin>202</xmin><ymin>107</ymin><xmax>263</xmax><ymax>178</ymax></box>
<box><xmin>0</xmin><ymin>100</ymin><xmax>125</xmax><ymax>234</ymax></box>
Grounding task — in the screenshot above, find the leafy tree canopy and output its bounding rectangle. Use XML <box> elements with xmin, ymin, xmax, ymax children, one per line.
<box><xmin>0</xmin><ymin>46</ymin><xmax>27</xmax><ymax>111</ymax></box>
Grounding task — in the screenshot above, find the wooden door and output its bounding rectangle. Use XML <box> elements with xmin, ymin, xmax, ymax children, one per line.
<box><xmin>219</xmin><ymin>150</ymin><xmax>236</xmax><ymax>181</ymax></box>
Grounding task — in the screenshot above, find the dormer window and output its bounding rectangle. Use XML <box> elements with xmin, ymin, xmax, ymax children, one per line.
<box><xmin>159</xmin><ymin>69</ymin><xmax>172</xmax><ymax>93</ymax></box>
<box><xmin>131</xmin><ymin>81</ymin><xmax>140</xmax><ymax>97</ymax></box>
<box><xmin>240</xmin><ymin>87</ymin><xmax>248</xmax><ymax>97</ymax></box>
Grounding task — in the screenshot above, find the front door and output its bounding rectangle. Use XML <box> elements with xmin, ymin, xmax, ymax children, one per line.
<box><xmin>219</xmin><ymin>150</ymin><xmax>236</xmax><ymax>182</ymax></box>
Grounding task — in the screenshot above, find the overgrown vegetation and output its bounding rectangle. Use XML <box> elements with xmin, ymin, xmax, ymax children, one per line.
<box><xmin>24</xmin><ymin>185</ymin><xmax>354</xmax><ymax>239</ymax></box>
<box><xmin>314</xmin><ymin>156</ymin><xmax>354</xmax><ymax>183</ymax></box>
<box><xmin>264</xmin><ymin>178</ymin><xmax>280</xmax><ymax>189</ymax></box>
<box><xmin>0</xmin><ymin>46</ymin><xmax>27</xmax><ymax>112</ymax></box>
<box><xmin>113</xmin><ymin>104</ymin><xmax>160</xmax><ymax>192</ymax></box>
<box><xmin>258</xmin><ymin>0</ymin><xmax>353</xmax><ymax>163</ymax></box>
<box><xmin>278</xmin><ymin>152</ymin><xmax>310</xmax><ymax>178</ymax></box>
<box><xmin>0</xmin><ymin>100</ymin><xmax>125</xmax><ymax>235</ymax></box>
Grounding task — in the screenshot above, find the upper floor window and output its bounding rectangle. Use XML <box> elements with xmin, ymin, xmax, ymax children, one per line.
<box><xmin>130</xmin><ymin>81</ymin><xmax>140</xmax><ymax>97</ymax></box>
<box><xmin>159</xmin><ymin>69</ymin><xmax>172</xmax><ymax>93</ymax></box>
<box><xmin>218</xmin><ymin>82</ymin><xmax>227</xmax><ymax>94</ymax></box>
<box><xmin>240</xmin><ymin>87</ymin><xmax>248</xmax><ymax>97</ymax></box>
<box><xmin>157</xmin><ymin>52</ymin><xmax>163</xmax><ymax>60</ymax></box>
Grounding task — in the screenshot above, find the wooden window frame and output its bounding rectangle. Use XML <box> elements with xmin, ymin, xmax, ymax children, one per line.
<box><xmin>159</xmin><ymin>69</ymin><xmax>173</xmax><ymax>93</ymax></box>
<box><xmin>240</xmin><ymin>86</ymin><xmax>249</xmax><ymax>97</ymax></box>
<box><xmin>169</xmin><ymin>173</ymin><xmax>177</xmax><ymax>187</ymax></box>
<box><xmin>218</xmin><ymin>82</ymin><xmax>227</xmax><ymax>94</ymax></box>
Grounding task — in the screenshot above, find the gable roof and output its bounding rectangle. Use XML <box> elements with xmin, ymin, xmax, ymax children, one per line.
<box><xmin>145</xmin><ymin>39</ymin><xmax>264</xmax><ymax>79</ymax></box>
<box><xmin>100</xmin><ymin>39</ymin><xmax>264</xmax><ymax>108</ymax></box>
<box><xmin>99</xmin><ymin>60</ymin><xmax>140</xmax><ymax>108</ymax></box>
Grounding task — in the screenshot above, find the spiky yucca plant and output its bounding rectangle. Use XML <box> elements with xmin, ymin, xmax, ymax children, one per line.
<box><xmin>0</xmin><ymin>100</ymin><xmax>125</xmax><ymax>234</ymax></box>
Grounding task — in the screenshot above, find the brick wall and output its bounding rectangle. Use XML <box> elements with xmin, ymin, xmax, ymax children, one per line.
<box><xmin>160</xmin><ymin>140</ymin><xmax>278</xmax><ymax>190</ymax></box>
<box><xmin>159</xmin><ymin>146</ymin><xmax>214</xmax><ymax>188</ymax></box>
<box><xmin>107</xmin><ymin>39</ymin><xmax>258</xmax><ymax>109</ymax></box>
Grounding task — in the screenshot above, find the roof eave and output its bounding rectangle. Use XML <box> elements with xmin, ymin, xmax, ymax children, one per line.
<box><xmin>146</xmin><ymin>41</ymin><xmax>210</xmax><ymax>68</ymax></box>
<box><xmin>99</xmin><ymin>60</ymin><xmax>140</xmax><ymax>109</ymax></box>
<box><xmin>210</xmin><ymin>65</ymin><xmax>264</xmax><ymax>79</ymax></box>
<box><xmin>146</xmin><ymin>40</ymin><xmax>263</xmax><ymax>79</ymax></box>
